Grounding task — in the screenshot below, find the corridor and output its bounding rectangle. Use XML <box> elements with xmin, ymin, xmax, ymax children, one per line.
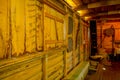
<box><xmin>86</xmin><ymin>62</ymin><xmax>120</xmax><ymax>80</ymax></box>
<box><xmin>0</xmin><ymin>0</ymin><xmax>120</xmax><ymax>80</ymax></box>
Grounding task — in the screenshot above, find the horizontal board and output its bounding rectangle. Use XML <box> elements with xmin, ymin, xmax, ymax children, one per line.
<box><xmin>48</xmin><ymin>55</ymin><xmax>63</xmax><ymax>68</ymax></box>
<box><xmin>3</xmin><ymin>64</ymin><xmax>42</xmax><ymax>80</ymax></box>
<box><xmin>27</xmin><ymin>72</ymin><xmax>42</xmax><ymax>80</ymax></box>
<box><xmin>47</xmin><ymin>61</ymin><xmax>64</xmax><ymax>76</ymax></box>
<box><xmin>47</xmin><ymin>52</ymin><xmax>63</xmax><ymax>60</ymax></box>
<box><xmin>48</xmin><ymin>68</ymin><xmax>63</xmax><ymax>80</ymax></box>
<box><xmin>0</xmin><ymin>57</ymin><xmax>42</xmax><ymax>79</ymax></box>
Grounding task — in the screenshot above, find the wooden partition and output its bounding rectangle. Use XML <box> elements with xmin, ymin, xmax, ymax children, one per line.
<box><xmin>0</xmin><ymin>0</ymin><xmax>90</xmax><ymax>80</ymax></box>
<box><xmin>0</xmin><ymin>47</ymin><xmax>66</xmax><ymax>80</ymax></box>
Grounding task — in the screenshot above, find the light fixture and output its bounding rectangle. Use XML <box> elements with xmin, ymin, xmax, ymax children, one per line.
<box><xmin>77</xmin><ymin>10</ymin><xmax>88</xmax><ymax>16</ymax></box>
<box><xmin>64</xmin><ymin>0</ymin><xmax>76</xmax><ymax>8</ymax></box>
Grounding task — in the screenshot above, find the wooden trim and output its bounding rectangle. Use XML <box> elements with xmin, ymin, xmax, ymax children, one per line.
<box><xmin>45</xmin><ymin>12</ymin><xmax>64</xmax><ymax>23</ymax></box>
<box><xmin>45</xmin><ymin>40</ymin><xmax>64</xmax><ymax>44</ymax></box>
<box><xmin>76</xmin><ymin>0</ymin><xmax>120</xmax><ymax>10</ymax></box>
<box><xmin>80</xmin><ymin>19</ymin><xmax>89</xmax><ymax>27</ymax></box>
<box><xmin>43</xmin><ymin>0</ymin><xmax>66</xmax><ymax>15</ymax></box>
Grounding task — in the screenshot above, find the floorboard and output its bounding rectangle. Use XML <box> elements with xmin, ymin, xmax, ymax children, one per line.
<box><xmin>85</xmin><ymin>62</ymin><xmax>120</xmax><ymax>80</ymax></box>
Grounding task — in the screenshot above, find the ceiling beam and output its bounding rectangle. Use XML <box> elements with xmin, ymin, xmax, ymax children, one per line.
<box><xmin>81</xmin><ymin>10</ymin><xmax>120</xmax><ymax>17</ymax></box>
<box><xmin>75</xmin><ymin>0</ymin><xmax>120</xmax><ymax>10</ymax></box>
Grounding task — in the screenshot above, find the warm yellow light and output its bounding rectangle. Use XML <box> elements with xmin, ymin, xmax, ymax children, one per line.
<box><xmin>84</xmin><ymin>16</ymin><xmax>91</xmax><ymax>21</ymax></box>
<box><xmin>64</xmin><ymin>0</ymin><xmax>76</xmax><ymax>8</ymax></box>
<box><xmin>77</xmin><ymin>10</ymin><xmax>88</xmax><ymax>16</ymax></box>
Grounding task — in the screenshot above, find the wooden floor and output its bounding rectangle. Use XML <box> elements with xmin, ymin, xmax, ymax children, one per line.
<box><xmin>85</xmin><ymin>62</ymin><xmax>120</xmax><ymax>80</ymax></box>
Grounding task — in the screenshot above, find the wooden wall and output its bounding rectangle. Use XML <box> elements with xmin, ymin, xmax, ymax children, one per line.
<box><xmin>0</xmin><ymin>0</ymin><xmax>90</xmax><ymax>80</ymax></box>
<box><xmin>97</xmin><ymin>21</ymin><xmax>120</xmax><ymax>52</ymax></box>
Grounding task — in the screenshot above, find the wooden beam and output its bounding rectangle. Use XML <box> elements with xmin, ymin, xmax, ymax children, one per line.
<box><xmin>81</xmin><ymin>10</ymin><xmax>120</xmax><ymax>17</ymax></box>
<box><xmin>76</xmin><ymin>0</ymin><xmax>120</xmax><ymax>10</ymax></box>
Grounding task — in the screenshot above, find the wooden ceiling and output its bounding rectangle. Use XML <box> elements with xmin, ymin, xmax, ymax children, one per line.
<box><xmin>63</xmin><ymin>0</ymin><xmax>120</xmax><ymax>21</ymax></box>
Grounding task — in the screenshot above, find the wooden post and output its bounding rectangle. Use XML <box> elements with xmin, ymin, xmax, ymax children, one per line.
<box><xmin>42</xmin><ymin>54</ymin><xmax>48</xmax><ymax>80</ymax></box>
<box><xmin>72</xmin><ymin>13</ymin><xmax>76</xmax><ymax>67</ymax></box>
<box><xmin>63</xmin><ymin>50</ymin><xmax>67</xmax><ymax>77</ymax></box>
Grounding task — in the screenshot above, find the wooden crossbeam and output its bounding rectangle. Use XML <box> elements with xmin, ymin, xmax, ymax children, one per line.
<box><xmin>76</xmin><ymin>0</ymin><xmax>120</xmax><ymax>10</ymax></box>
<box><xmin>82</xmin><ymin>10</ymin><xmax>120</xmax><ymax>17</ymax></box>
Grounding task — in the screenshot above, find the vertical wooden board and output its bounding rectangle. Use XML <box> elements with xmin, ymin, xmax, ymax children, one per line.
<box><xmin>0</xmin><ymin>0</ymin><xmax>9</xmax><ymax>58</ymax></box>
<box><xmin>50</xmin><ymin>7</ymin><xmax>56</xmax><ymax>16</ymax></box>
<box><xmin>44</xmin><ymin>17</ymin><xmax>51</xmax><ymax>49</ymax></box>
<box><xmin>50</xmin><ymin>19</ymin><xmax>56</xmax><ymax>40</ymax></box>
<box><xmin>50</xmin><ymin>19</ymin><xmax>56</xmax><ymax>48</ymax></box>
<box><xmin>60</xmin><ymin>23</ymin><xmax>64</xmax><ymax>40</ymax></box>
<box><xmin>36</xmin><ymin>1</ymin><xmax>43</xmax><ymax>51</ymax></box>
<box><xmin>25</xmin><ymin>0</ymin><xmax>36</xmax><ymax>53</ymax></box>
<box><xmin>66</xmin><ymin>52</ymin><xmax>73</xmax><ymax>73</ymax></box>
<box><xmin>44</xmin><ymin>5</ymin><xmax>50</xmax><ymax>14</ymax></box>
<box><xmin>11</xmin><ymin>0</ymin><xmax>20</xmax><ymax>56</ymax></box>
<box><xmin>15</xmin><ymin>0</ymin><xmax>25</xmax><ymax>55</ymax></box>
<box><xmin>56</xmin><ymin>22</ymin><xmax>63</xmax><ymax>40</ymax></box>
<box><xmin>44</xmin><ymin>17</ymin><xmax>51</xmax><ymax>40</ymax></box>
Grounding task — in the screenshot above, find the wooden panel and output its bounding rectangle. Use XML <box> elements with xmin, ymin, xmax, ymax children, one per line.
<box><xmin>11</xmin><ymin>0</ymin><xmax>25</xmax><ymax>56</ymax></box>
<box><xmin>36</xmin><ymin>0</ymin><xmax>43</xmax><ymax>51</ymax></box>
<box><xmin>44</xmin><ymin>4</ymin><xmax>65</xmax><ymax>50</ymax></box>
<box><xmin>47</xmin><ymin>51</ymin><xmax>64</xmax><ymax>80</ymax></box>
<box><xmin>68</xmin><ymin>16</ymin><xmax>73</xmax><ymax>34</ymax></box>
<box><xmin>3</xmin><ymin>64</ymin><xmax>42</xmax><ymax>80</ymax></box>
<box><xmin>66</xmin><ymin>52</ymin><xmax>73</xmax><ymax>73</ymax></box>
<box><xmin>0</xmin><ymin>54</ymin><xmax>43</xmax><ymax>80</ymax></box>
<box><xmin>9</xmin><ymin>0</ymin><xmax>43</xmax><ymax>56</ymax></box>
<box><xmin>25</xmin><ymin>0</ymin><xmax>36</xmax><ymax>53</ymax></box>
<box><xmin>68</xmin><ymin>37</ymin><xmax>73</xmax><ymax>52</ymax></box>
<box><xmin>0</xmin><ymin>0</ymin><xmax>9</xmax><ymax>59</ymax></box>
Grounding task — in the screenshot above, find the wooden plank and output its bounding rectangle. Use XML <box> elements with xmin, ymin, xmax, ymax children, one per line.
<box><xmin>64</xmin><ymin>61</ymin><xmax>89</xmax><ymax>80</ymax></box>
<box><xmin>42</xmin><ymin>54</ymin><xmax>48</xmax><ymax>80</ymax></box>
<box><xmin>0</xmin><ymin>0</ymin><xmax>9</xmax><ymax>59</ymax></box>
<box><xmin>47</xmin><ymin>55</ymin><xmax>63</xmax><ymax>68</ymax></box>
<box><xmin>27</xmin><ymin>72</ymin><xmax>42</xmax><ymax>80</ymax></box>
<box><xmin>0</xmin><ymin>56</ymin><xmax>42</xmax><ymax>79</ymax></box>
<box><xmin>25</xmin><ymin>0</ymin><xmax>36</xmax><ymax>53</ymax></box>
<box><xmin>47</xmin><ymin>61</ymin><xmax>64</xmax><ymax>75</ymax></box>
<box><xmin>45</xmin><ymin>12</ymin><xmax>64</xmax><ymax>23</ymax></box>
<box><xmin>76</xmin><ymin>0</ymin><xmax>120</xmax><ymax>10</ymax></box>
<box><xmin>63</xmin><ymin>50</ymin><xmax>67</xmax><ymax>77</ymax></box>
<box><xmin>3</xmin><ymin>64</ymin><xmax>42</xmax><ymax>80</ymax></box>
<box><xmin>47</xmin><ymin>52</ymin><xmax>62</xmax><ymax>60</ymax></box>
<box><xmin>48</xmin><ymin>68</ymin><xmax>63</xmax><ymax>80</ymax></box>
<box><xmin>45</xmin><ymin>40</ymin><xmax>64</xmax><ymax>44</ymax></box>
<box><xmin>43</xmin><ymin>0</ymin><xmax>66</xmax><ymax>15</ymax></box>
<box><xmin>36</xmin><ymin>0</ymin><xmax>43</xmax><ymax>51</ymax></box>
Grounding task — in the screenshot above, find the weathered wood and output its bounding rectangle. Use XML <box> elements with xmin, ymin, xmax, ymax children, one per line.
<box><xmin>64</xmin><ymin>61</ymin><xmax>89</xmax><ymax>80</ymax></box>
<box><xmin>63</xmin><ymin>50</ymin><xmax>67</xmax><ymax>77</ymax></box>
<box><xmin>47</xmin><ymin>55</ymin><xmax>63</xmax><ymax>68</ymax></box>
<box><xmin>76</xmin><ymin>0</ymin><xmax>120</xmax><ymax>10</ymax></box>
<box><xmin>3</xmin><ymin>64</ymin><xmax>42</xmax><ymax>80</ymax></box>
<box><xmin>43</xmin><ymin>0</ymin><xmax>66</xmax><ymax>15</ymax></box>
<box><xmin>0</xmin><ymin>53</ymin><xmax>43</xmax><ymax>79</ymax></box>
<box><xmin>42</xmin><ymin>54</ymin><xmax>48</xmax><ymax>80</ymax></box>
<box><xmin>27</xmin><ymin>72</ymin><xmax>42</xmax><ymax>80</ymax></box>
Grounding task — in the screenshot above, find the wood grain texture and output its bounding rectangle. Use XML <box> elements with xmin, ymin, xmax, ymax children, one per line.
<box><xmin>85</xmin><ymin>62</ymin><xmax>120</xmax><ymax>80</ymax></box>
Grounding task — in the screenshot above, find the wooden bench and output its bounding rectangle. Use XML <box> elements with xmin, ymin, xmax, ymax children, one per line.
<box><xmin>64</xmin><ymin>61</ymin><xmax>89</xmax><ymax>80</ymax></box>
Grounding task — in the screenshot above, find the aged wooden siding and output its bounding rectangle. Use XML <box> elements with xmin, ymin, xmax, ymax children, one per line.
<box><xmin>0</xmin><ymin>0</ymin><xmax>90</xmax><ymax>80</ymax></box>
<box><xmin>44</xmin><ymin>4</ymin><xmax>65</xmax><ymax>50</ymax></box>
<box><xmin>0</xmin><ymin>0</ymin><xmax>9</xmax><ymax>59</ymax></box>
<box><xmin>11</xmin><ymin>0</ymin><xmax>25</xmax><ymax>56</ymax></box>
